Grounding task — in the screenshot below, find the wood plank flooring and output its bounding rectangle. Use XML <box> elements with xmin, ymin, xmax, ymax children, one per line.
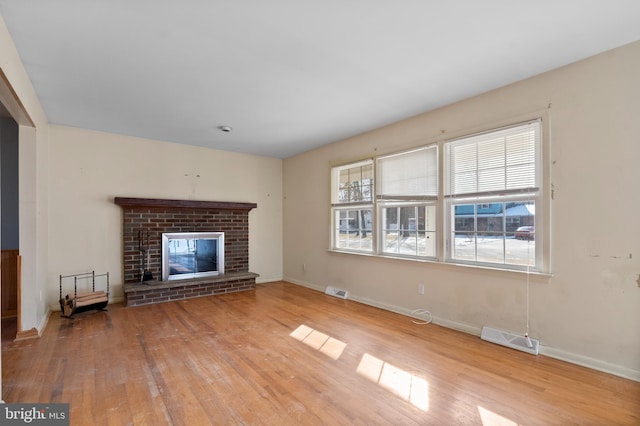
<box><xmin>2</xmin><ymin>281</ymin><xmax>639</xmax><ymax>425</ymax></box>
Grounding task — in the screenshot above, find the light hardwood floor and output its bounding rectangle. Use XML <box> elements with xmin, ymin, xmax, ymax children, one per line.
<box><xmin>2</xmin><ymin>281</ymin><xmax>639</xmax><ymax>425</ymax></box>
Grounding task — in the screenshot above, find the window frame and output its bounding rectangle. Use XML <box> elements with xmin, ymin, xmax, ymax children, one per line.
<box><xmin>329</xmin><ymin>116</ymin><xmax>550</xmax><ymax>275</ymax></box>
<box><xmin>330</xmin><ymin>159</ymin><xmax>375</xmax><ymax>254</ymax></box>
<box><xmin>443</xmin><ymin>120</ymin><xmax>543</xmax><ymax>272</ymax></box>
<box><xmin>376</xmin><ymin>145</ymin><xmax>439</xmax><ymax>260</ymax></box>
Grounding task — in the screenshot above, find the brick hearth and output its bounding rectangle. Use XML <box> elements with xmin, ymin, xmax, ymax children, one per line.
<box><xmin>114</xmin><ymin>197</ymin><xmax>258</xmax><ymax>307</ymax></box>
<box><xmin>123</xmin><ymin>272</ymin><xmax>258</xmax><ymax>307</ymax></box>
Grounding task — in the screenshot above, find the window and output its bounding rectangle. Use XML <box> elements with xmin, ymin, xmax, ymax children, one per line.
<box><xmin>331</xmin><ymin>160</ymin><xmax>374</xmax><ymax>252</ymax></box>
<box><xmin>445</xmin><ymin>121</ymin><xmax>540</xmax><ymax>269</ymax></box>
<box><xmin>330</xmin><ymin>119</ymin><xmax>545</xmax><ymax>273</ymax></box>
<box><xmin>377</xmin><ymin>146</ymin><xmax>438</xmax><ymax>258</ymax></box>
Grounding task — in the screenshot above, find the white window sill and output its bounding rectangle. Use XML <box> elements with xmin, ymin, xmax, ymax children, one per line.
<box><xmin>328</xmin><ymin>249</ymin><xmax>553</xmax><ymax>281</ymax></box>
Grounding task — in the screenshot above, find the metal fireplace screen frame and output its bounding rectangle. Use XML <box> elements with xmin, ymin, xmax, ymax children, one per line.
<box><xmin>162</xmin><ymin>232</ymin><xmax>225</xmax><ymax>281</ymax></box>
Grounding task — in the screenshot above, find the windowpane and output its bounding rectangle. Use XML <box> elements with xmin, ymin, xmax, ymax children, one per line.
<box><xmin>452</xmin><ymin>201</ymin><xmax>535</xmax><ymax>267</ymax></box>
<box><xmin>478</xmin><ymin>168</ymin><xmax>506</xmax><ymax>192</ymax></box>
<box><xmin>381</xmin><ymin>205</ymin><xmax>435</xmax><ymax>257</ymax></box>
<box><xmin>378</xmin><ymin>146</ymin><xmax>437</xmax><ymax>198</ymax></box>
<box><xmin>334</xmin><ymin>161</ymin><xmax>373</xmax><ymax>204</ymax></box>
<box><xmin>447</xmin><ymin>122</ymin><xmax>539</xmax><ymax>196</ymax></box>
<box><xmin>506</xmin><ymin>163</ymin><xmax>535</xmax><ymax>188</ymax></box>
<box><xmin>334</xmin><ymin>208</ymin><xmax>373</xmax><ymax>252</ymax></box>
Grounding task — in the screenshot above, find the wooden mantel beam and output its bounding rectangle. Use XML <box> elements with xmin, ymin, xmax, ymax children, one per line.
<box><xmin>114</xmin><ymin>197</ymin><xmax>257</xmax><ymax>211</ymax></box>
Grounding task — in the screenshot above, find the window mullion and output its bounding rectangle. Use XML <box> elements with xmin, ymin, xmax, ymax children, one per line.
<box><xmin>332</xmin><ymin>119</ymin><xmax>544</xmax><ymax>273</ymax></box>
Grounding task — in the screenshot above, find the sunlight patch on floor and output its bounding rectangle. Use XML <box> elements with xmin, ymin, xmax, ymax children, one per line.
<box><xmin>356</xmin><ymin>353</ymin><xmax>429</xmax><ymax>411</ymax></box>
<box><xmin>478</xmin><ymin>406</ymin><xmax>520</xmax><ymax>426</ymax></box>
<box><xmin>290</xmin><ymin>324</ymin><xmax>347</xmax><ymax>360</ymax></box>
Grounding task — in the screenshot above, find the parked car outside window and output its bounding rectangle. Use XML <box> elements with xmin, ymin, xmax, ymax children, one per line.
<box><xmin>514</xmin><ymin>226</ymin><xmax>534</xmax><ymax>240</ymax></box>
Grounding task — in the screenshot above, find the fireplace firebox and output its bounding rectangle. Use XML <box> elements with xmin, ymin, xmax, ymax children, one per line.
<box><xmin>162</xmin><ymin>232</ymin><xmax>224</xmax><ymax>281</ymax></box>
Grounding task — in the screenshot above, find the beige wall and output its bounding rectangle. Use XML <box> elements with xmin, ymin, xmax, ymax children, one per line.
<box><xmin>0</xmin><ymin>16</ymin><xmax>50</xmax><ymax>336</ymax></box>
<box><xmin>48</xmin><ymin>125</ymin><xmax>283</xmax><ymax>304</ymax></box>
<box><xmin>283</xmin><ymin>41</ymin><xmax>640</xmax><ymax>380</ymax></box>
<box><xmin>2</xmin><ymin>8</ymin><xmax>638</xmax><ymax>385</ymax></box>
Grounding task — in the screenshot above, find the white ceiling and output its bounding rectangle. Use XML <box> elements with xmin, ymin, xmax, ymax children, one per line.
<box><xmin>1</xmin><ymin>1</ymin><xmax>639</xmax><ymax>158</ymax></box>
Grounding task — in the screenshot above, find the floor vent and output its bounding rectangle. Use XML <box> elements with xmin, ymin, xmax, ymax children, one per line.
<box><xmin>481</xmin><ymin>326</ymin><xmax>539</xmax><ymax>355</ymax></box>
<box><xmin>325</xmin><ymin>286</ymin><xmax>349</xmax><ymax>300</ymax></box>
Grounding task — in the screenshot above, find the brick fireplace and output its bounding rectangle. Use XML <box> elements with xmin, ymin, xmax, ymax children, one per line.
<box><xmin>114</xmin><ymin>197</ymin><xmax>258</xmax><ymax>307</ymax></box>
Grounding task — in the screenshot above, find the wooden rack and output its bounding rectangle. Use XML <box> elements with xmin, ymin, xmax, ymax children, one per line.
<box><xmin>59</xmin><ymin>271</ymin><xmax>109</xmax><ymax>318</ymax></box>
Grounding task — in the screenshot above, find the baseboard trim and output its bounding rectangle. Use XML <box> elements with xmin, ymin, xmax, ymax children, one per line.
<box><xmin>348</xmin><ymin>293</ymin><xmax>481</xmax><ymax>336</ymax></box>
<box><xmin>14</xmin><ymin>327</ymin><xmax>39</xmax><ymax>341</ymax></box>
<box><xmin>284</xmin><ymin>277</ymin><xmax>480</xmax><ymax>335</ymax></box>
<box><xmin>540</xmin><ymin>346</ymin><xmax>640</xmax><ymax>382</ymax></box>
<box><xmin>256</xmin><ymin>275</ymin><xmax>283</xmax><ymax>284</ymax></box>
<box><xmin>283</xmin><ymin>277</ymin><xmax>639</xmax><ymax>382</ymax></box>
<box><xmin>285</xmin><ymin>278</ymin><xmax>324</xmax><ymax>293</ymax></box>
<box><xmin>37</xmin><ymin>307</ymin><xmax>51</xmax><ymax>334</ymax></box>
<box><xmin>15</xmin><ymin>307</ymin><xmax>52</xmax><ymax>341</ymax></box>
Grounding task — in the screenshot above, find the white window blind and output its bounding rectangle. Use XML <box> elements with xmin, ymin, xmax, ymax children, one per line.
<box><xmin>377</xmin><ymin>146</ymin><xmax>438</xmax><ymax>200</ymax></box>
<box><xmin>446</xmin><ymin>121</ymin><xmax>539</xmax><ymax>196</ymax></box>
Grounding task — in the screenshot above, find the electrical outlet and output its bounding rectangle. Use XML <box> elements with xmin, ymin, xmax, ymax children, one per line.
<box><xmin>418</xmin><ymin>283</ymin><xmax>425</xmax><ymax>295</ymax></box>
